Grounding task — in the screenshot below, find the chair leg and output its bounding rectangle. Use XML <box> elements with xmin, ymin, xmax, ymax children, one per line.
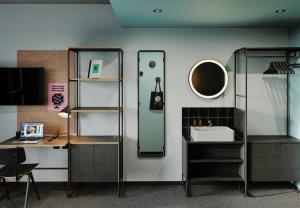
<box><xmin>2</xmin><ymin>178</ymin><xmax>10</xmax><ymax>200</ymax></box>
<box><xmin>24</xmin><ymin>175</ymin><xmax>30</xmax><ymax>208</ymax></box>
<box><xmin>28</xmin><ymin>173</ymin><xmax>40</xmax><ymax>200</ymax></box>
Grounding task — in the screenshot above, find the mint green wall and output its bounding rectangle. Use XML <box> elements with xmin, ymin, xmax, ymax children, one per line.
<box><xmin>289</xmin><ymin>23</ymin><xmax>300</xmax><ymax>189</ymax></box>
<box><xmin>110</xmin><ymin>0</ymin><xmax>300</xmax><ymax>27</ymax></box>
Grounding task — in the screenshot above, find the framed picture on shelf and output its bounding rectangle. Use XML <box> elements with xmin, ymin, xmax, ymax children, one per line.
<box><xmin>88</xmin><ymin>60</ymin><xmax>103</xmax><ymax>78</ymax></box>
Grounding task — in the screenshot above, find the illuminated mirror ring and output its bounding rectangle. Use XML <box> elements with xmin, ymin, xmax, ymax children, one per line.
<box><xmin>189</xmin><ymin>59</ymin><xmax>228</xmax><ymax>99</ymax></box>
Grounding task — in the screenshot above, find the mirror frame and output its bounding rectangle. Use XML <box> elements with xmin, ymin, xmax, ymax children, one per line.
<box><xmin>137</xmin><ymin>50</ymin><xmax>166</xmax><ymax>157</ymax></box>
<box><xmin>188</xmin><ymin>59</ymin><xmax>229</xmax><ymax>99</ymax></box>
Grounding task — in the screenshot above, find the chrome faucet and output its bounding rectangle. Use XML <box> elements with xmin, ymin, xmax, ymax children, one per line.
<box><xmin>208</xmin><ymin>119</ymin><xmax>213</xmax><ymax>127</ymax></box>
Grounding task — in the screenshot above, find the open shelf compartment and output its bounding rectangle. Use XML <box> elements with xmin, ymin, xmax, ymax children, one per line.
<box><xmin>189</xmin><ymin>163</ymin><xmax>244</xmax><ymax>182</ymax></box>
<box><xmin>188</xmin><ymin>143</ymin><xmax>244</xmax><ymax>161</ymax></box>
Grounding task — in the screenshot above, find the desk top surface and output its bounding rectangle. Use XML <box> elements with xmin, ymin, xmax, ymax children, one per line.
<box><xmin>0</xmin><ymin>136</ymin><xmax>68</xmax><ymax>148</ymax></box>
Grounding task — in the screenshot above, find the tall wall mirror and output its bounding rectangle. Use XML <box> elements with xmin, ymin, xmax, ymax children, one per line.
<box><xmin>189</xmin><ymin>60</ymin><xmax>228</xmax><ymax>99</ymax></box>
<box><xmin>138</xmin><ymin>50</ymin><xmax>165</xmax><ymax>157</ymax></box>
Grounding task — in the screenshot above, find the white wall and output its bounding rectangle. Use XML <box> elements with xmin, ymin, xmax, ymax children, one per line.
<box><xmin>0</xmin><ymin>4</ymin><xmax>288</xmax><ymax>181</ymax></box>
<box><xmin>247</xmin><ymin>60</ymin><xmax>287</xmax><ymax>136</ymax></box>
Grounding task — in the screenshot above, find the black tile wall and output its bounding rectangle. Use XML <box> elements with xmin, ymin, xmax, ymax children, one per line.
<box><xmin>182</xmin><ymin>107</ymin><xmax>235</xmax><ymax>137</ymax></box>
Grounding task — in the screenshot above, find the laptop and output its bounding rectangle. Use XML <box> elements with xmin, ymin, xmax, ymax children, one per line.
<box><xmin>19</xmin><ymin>122</ymin><xmax>44</xmax><ymax>143</ymax></box>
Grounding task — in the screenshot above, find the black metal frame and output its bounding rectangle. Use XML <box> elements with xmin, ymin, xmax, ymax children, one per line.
<box><xmin>67</xmin><ymin>47</ymin><xmax>124</xmax><ymax>197</ymax></box>
<box><xmin>137</xmin><ymin>50</ymin><xmax>166</xmax><ymax>157</ymax></box>
<box><xmin>234</xmin><ymin>47</ymin><xmax>300</xmax><ymax>196</ymax></box>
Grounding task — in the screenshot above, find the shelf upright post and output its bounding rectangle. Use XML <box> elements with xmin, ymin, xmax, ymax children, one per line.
<box><xmin>67</xmin><ymin>49</ymin><xmax>71</xmax><ymax>197</ymax></box>
<box><xmin>287</xmin><ymin>51</ymin><xmax>290</xmax><ymax>136</ymax></box>
<box><xmin>244</xmin><ymin>49</ymin><xmax>248</xmax><ymax>197</ymax></box>
<box><xmin>234</xmin><ymin>51</ymin><xmax>236</xmax><ymax>110</ymax></box>
<box><xmin>118</xmin><ymin>49</ymin><xmax>121</xmax><ymax>197</ymax></box>
<box><xmin>121</xmin><ymin>49</ymin><xmax>124</xmax><ymax>189</ymax></box>
<box><xmin>76</xmin><ymin>51</ymin><xmax>80</xmax><ymax>136</ymax></box>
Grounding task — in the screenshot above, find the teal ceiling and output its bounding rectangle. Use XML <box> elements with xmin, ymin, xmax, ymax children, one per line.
<box><xmin>110</xmin><ymin>0</ymin><xmax>300</xmax><ymax>27</ymax></box>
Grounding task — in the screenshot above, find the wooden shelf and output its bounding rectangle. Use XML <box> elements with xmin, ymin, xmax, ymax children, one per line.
<box><xmin>70</xmin><ymin>107</ymin><xmax>122</xmax><ymax>113</ymax></box>
<box><xmin>69</xmin><ymin>77</ymin><xmax>122</xmax><ymax>82</ymax></box>
<box><xmin>70</xmin><ymin>136</ymin><xmax>119</xmax><ymax>145</ymax></box>
<box><xmin>190</xmin><ymin>174</ymin><xmax>243</xmax><ymax>182</ymax></box>
<box><xmin>189</xmin><ymin>159</ymin><xmax>243</xmax><ymax>163</ymax></box>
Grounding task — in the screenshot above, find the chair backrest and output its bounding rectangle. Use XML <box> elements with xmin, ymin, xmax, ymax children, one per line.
<box><xmin>0</xmin><ymin>147</ymin><xmax>26</xmax><ymax>166</ymax></box>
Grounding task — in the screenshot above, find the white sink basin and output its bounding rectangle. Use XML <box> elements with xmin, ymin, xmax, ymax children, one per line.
<box><xmin>190</xmin><ymin>126</ymin><xmax>234</xmax><ymax>142</ymax></box>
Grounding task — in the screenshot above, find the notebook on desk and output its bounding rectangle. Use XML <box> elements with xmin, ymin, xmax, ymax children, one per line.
<box><xmin>19</xmin><ymin>122</ymin><xmax>44</xmax><ymax>143</ymax></box>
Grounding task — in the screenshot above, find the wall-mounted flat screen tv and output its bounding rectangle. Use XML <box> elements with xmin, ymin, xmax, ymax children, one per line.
<box><xmin>0</xmin><ymin>67</ymin><xmax>45</xmax><ymax>105</ymax></box>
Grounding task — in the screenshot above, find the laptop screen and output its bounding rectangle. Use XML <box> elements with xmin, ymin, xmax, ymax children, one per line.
<box><xmin>20</xmin><ymin>122</ymin><xmax>44</xmax><ymax>139</ymax></box>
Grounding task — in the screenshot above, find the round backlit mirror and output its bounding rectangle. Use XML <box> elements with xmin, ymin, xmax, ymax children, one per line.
<box><xmin>189</xmin><ymin>60</ymin><xmax>228</xmax><ymax>99</ymax></box>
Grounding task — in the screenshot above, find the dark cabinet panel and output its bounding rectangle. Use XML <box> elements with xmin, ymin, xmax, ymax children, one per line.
<box><xmin>94</xmin><ymin>144</ymin><xmax>118</xmax><ymax>182</ymax></box>
<box><xmin>71</xmin><ymin>145</ymin><xmax>94</xmax><ymax>182</ymax></box>
<box><xmin>71</xmin><ymin>144</ymin><xmax>118</xmax><ymax>182</ymax></box>
<box><xmin>249</xmin><ymin>143</ymin><xmax>300</xmax><ymax>181</ymax></box>
<box><xmin>279</xmin><ymin>143</ymin><xmax>300</xmax><ymax>181</ymax></box>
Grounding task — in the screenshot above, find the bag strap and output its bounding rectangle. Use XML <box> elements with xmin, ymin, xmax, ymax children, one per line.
<box><xmin>154</xmin><ymin>82</ymin><xmax>158</xmax><ymax>92</ymax></box>
<box><xmin>155</xmin><ymin>77</ymin><xmax>162</xmax><ymax>92</ymax></box>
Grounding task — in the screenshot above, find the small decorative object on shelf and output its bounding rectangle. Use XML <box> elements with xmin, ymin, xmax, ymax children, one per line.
<box><xmin>198</xmin><ymin>117</ymin><xmax>203</xmax><ymax>127</ymax></box>
<box><xmin>88</xmin><ymin>59</ymin><xmax>103</xmax><ymax>78</ymax></box>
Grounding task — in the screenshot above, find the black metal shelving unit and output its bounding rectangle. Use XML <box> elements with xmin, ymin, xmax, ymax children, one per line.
<box><xmin>67</xmin><ymin>47</ymin><xmax>123</xmax><ymax>197</ymax></box>
<box><xmin>234</xmin><ymin>47</ymin><xmax>300</xmax><ymax>196</ymax></box>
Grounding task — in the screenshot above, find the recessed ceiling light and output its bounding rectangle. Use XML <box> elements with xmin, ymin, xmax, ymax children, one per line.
<box><xmin>153</xmin><ymin>9</ymin><xmax>162</xmax><ymax>13</ymax></box>
<box><xmin>275</xmin><ymin>9</ymin><xmax>286</xmax><ymax>13</ymax></box>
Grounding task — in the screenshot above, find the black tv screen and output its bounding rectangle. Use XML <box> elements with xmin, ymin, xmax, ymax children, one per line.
<box><xmin>0</xmin><ymin>67</ymin><xmax>45</xmax><ymax>105</ymax></box>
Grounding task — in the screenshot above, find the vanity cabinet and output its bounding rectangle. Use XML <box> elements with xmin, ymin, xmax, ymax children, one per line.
<box><xmin>248</xmin><ymin>137</ymin><xmax>300</xmax><ymax>182</ymax></box>
<box><xmin>182</xmin><ymin>136</ymin><xmax>245</xmax><ymax>196</ymax></box>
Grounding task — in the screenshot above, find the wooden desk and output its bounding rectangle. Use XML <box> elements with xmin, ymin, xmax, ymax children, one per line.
<box><xmin>0</xmin><ymin>136</ymin><xmax>68</xmax><ymax>148</ymax></box>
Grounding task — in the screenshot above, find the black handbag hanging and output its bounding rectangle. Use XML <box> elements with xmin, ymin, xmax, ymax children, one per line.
<box><xmin>149</xmin><ymin>77</ymin><xmax>164</xmax><ymax>110</ymax></box>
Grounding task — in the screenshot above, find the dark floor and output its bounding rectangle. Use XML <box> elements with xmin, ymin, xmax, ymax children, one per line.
<box><xmin>1</xmin><ymin>183</ymin><xmax>300</xmax><ymax>208</ymax></box>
